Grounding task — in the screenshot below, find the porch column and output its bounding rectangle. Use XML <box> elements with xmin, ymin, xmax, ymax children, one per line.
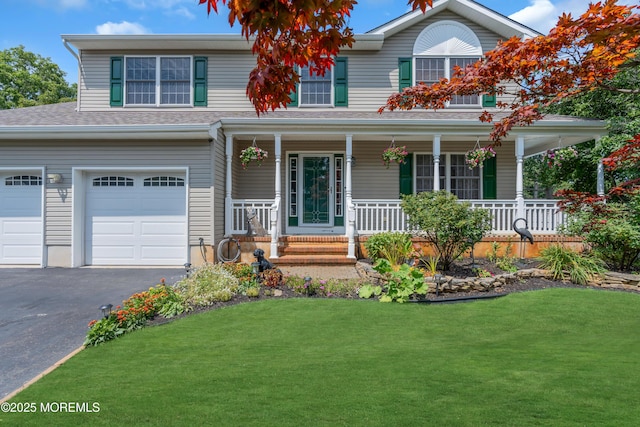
<box><xmin>515</xmin><ymin>136</ymin><xmax>525</xmax><ymax>219</ymax></box>
<box><xmin>433</xmin><ymin>134</ymin><xmax>441</xmax><ymax>191</ymax></box>
<box><xmin>270</xmin><ymin>134</ymin><xmax>282</xmax><ymax>259</ymax></box>
<box><xmin>225</xmin><ymin>134</ymin><xmax>233</xmax><ymax>236</ymax></box>
<box><xmin>346</xmin><ymin>134</ymin><xmax>356</xmax><ymax>259</ymax></box>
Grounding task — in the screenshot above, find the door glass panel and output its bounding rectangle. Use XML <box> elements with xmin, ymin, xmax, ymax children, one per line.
<box><xmin>303</xmin><ymin>157</ymin><xmax>330</xmax><ymax>224</ymax></box>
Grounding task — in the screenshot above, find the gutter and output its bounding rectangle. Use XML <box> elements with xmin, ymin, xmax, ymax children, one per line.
<box><xmin>0</xmin><ymin>124</ymin><xmax>212</xmax><ymax>141</ymax></box>
<box><xmin>62</xmin><ymin>39</ymin><xmax>82</xmax><ymax>112</ymax></box>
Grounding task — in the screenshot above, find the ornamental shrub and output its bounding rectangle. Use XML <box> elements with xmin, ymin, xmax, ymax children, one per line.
<box><xmin>561</xmin><ymin>195</ymin><xmax>640</xmax><ymax>271</ymax></box>
<box><xmin>175</xmin><ymin>263</ymin><xmax>240</xmax><ymax>308</ymax></box>
<box><xmin>363</xmin><ymin>231</ymin><xmax>413</xmax><ymax>265</ymax></box>
<box><xmin>401</xmin><ymin>191</ymin><xmax>492</xmax><ymax>270</ymax></box>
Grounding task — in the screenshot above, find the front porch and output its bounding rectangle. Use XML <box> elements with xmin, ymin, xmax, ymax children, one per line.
<box><xmin>230</xmin><ymin>199</ymin><xmax>578</xmax><ymax>264</ymax></box>
<box><xmin>217</xmin><ymin>115</ymin><xmax>604</xmax><ymax>265</ymax></box>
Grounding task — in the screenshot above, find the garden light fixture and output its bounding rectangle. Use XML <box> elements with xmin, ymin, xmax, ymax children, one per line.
<box><xmin>99</xmin><ymin>303</ymin><xmax>113</xmax><ymax>319</ymax></box>
<box><xmin>251</xmin><ymin>262</ymin><xmax>260</xmax><ymax>276</ymax></box>
<box><xmin>184</xmin><ymin>262</ymin><xmax>192</xmax><ymax>277</ymax></box>
<box><xmin>434</xmin><ymin>274</ymin><xmax>444</xmax><ymax>297</ymax></box>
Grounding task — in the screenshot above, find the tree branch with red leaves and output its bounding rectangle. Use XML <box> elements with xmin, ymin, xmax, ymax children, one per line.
<box><xmin>381</xmin><ymin>0</ymin><xmax>640</xmax><ymax>144</ymax></box>
<box><xmin>198</xmin><ymin>0</ymin><xmax>434</xmax><ymax>114</ymax></box>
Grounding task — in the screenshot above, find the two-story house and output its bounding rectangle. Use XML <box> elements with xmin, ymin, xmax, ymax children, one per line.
<box><xmin>0</xmin><ymin>0</ymin><xmax>605</xmax><ymax>268</ymax></box>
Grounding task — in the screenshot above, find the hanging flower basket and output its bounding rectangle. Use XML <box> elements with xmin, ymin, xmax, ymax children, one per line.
<box><xmin>240</xmin><ymin>143</ymin><xmax>268</xmax><ymax>169</ymax></box>
<box><xmin>543</xmin><ymin>147</ymin><xmax>578</xmax><ymax>168</ymax></box>
<box><xmin>465</xmin><ymin>146</ymin><xmax>496</xmax><ymax>169</ymax></box>
<box><xmin>381</xmin><ymin>142</ymin><xmax>408</xmax><ymax>168</ymax></box>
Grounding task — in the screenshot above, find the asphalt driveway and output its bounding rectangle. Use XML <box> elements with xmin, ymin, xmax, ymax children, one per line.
<box><xmin>0</xmin><ymin>267</ymin><xmax>184</xmax><ymax>400</ymax></box>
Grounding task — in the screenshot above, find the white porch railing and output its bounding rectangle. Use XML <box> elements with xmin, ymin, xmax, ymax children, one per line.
<box><xmin>352</xmin><ymin>199</ymin><xmax>564</xmax><ymax>235</ymax></box>
<box><xmin>231</xmin><ymin>199</ymin><xmax>273</xmax><ymax>234</ymax></box>
<box><xmin>231</xmin><ymin>199</ymin><xmax>565</xmax><ymax>235</ymax></box>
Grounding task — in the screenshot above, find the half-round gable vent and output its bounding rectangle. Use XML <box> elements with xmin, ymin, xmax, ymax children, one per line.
<box><xmin>413</xmin><ymin>20</ymin><xmax>482</xmax><ymax>56</ymax></box>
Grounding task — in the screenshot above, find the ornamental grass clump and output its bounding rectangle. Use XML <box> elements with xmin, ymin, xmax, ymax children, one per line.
<box><xmin>538</xmin><ymin>244</ymin><xmax>605</xmax><ymax>285</ymax></box>
<box><xmin>175</xmin><ymin>263</ymin><xmax>240</xmax><ymax>307</ymax></box>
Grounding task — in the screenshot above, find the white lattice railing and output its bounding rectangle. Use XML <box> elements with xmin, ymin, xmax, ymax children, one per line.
<box><xmin>231</xmin><ymin>199</ymin><xmax>273</xmax><ymax>234</ymax></box>
<box><xmin>352</xmin><ymin>199</ymin><xmax>564</xmax><ymax>235</ymax></box>
<box><xmin>231</xmin><ymin>198</ymin><xmax>565</xmax><ymax>235</ymax></box>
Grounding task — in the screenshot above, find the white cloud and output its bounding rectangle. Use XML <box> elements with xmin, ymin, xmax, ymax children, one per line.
<box><xmin>170</xmin><ymin>6</ymin><xmax>195</xmax><ymax>20</ymax></box>
<box><xmin>509</xmin><ymin>0</ymin><xmax>640</xmax><ymax>34</ymax></box>
<box><xmin>59</xmin><ymin>0</ymin><xmax>87</xmax><ymax>7</ymax></box>
<box><xmin>119</xmin><ymin>0</ymin><xmax>187</xmax><ymax>9</ymax></box>
<box><xmin>508</xmin><ymin>0</ymin><xmax>557</xmax><ymax>33</ymax></box>
<box><xmin>95</xmin><ymin>21</ymin><xmax>150</xmax><ymax>34</ymax></box>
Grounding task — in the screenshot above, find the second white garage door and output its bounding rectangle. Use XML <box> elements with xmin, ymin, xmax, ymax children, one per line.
<box><xmin>85</xmin><ymin>174</ymin><xmax>187</xmax><ymax>266</ymax></box>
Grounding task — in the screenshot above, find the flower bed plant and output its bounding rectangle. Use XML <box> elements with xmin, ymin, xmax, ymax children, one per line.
<box><xmin>84</xmin><ymin>280</ymin><xmax>184</xmax><ymax>346</ymax></box>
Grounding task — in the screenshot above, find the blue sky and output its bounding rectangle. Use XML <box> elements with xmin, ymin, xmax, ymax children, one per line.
<box><xmin>2</xmin><ymin>0</ymin><xmax>635</xmax><ymax>84</ymax></box>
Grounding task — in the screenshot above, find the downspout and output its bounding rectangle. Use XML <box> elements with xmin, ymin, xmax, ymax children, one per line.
<box><xmin>62</xmin><ymin>39</ymin><xmax>81</xmax><ymax>111</ymax></box>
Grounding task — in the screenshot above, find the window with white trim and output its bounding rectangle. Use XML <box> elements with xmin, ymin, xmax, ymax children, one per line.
<box><xmin>92</xmin><ymin>176</ymin><xmax>134</xmax><ymax>187</ymax></box>
<box><xmin>125</xmin><ymin>56</ymin><xmax>191</xmax><ymax>106</ymax></box>
<box><xmin>415</xmin><ymin>154</ymin><xmax>480</xmax><ymax>199</ymax></box>
<box><xmin>5</xmin><ymin>175</ymin><xmax>42</xmax><ymax>186</ymax></box>
<box><xmin>299</xmin><ymin>65</ymin><xmax>332</xmax><ymax>106</ymax></box>
<box><xmin>143</xmin><ymin>176</ymin><xmax>185</xmax><ymax>187</ymax></box>
<box><xmin>413</xmin><ymin>20</ymin><xmax>483</xmax><ymax>107</ymax></box>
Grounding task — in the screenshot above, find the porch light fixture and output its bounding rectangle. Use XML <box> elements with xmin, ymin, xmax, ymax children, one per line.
<box><xmin>47</xmin><ymin>173</ymin><xmax>63</xmax><ymax>184</ymax></box>
<box><xmin>434</xmin><ymin>274</ymin><xmax>444</xmax><ymax>298</ymax></box>
<box><xmin>184</xmin><ymin>262</ymin><xmax>192</xmax><ymax>277</ymax></box>
<box><xmin>99</xmin><ymin>303</ymin><xmax>113</xmax><ymax>319</ymax></box>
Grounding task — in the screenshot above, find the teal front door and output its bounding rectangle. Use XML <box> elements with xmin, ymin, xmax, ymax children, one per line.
<box><xmin>302</xmin><ymin>156</ymin><xmax>331</xmax><ymax>225</ymax></box>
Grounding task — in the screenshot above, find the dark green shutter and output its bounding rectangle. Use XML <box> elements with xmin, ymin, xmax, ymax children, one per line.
<box><xmin>110</xmin><ymin>57</ymin><xmax>123</xmax><ymax>107</ymax></box>
<box><xmin>399</xmin><ymin>154</ymin><xmax>413</xmax><ymax>196</ymax></box>
<box><xmin>334</xmin><ymin>57</ymin><xmax>348</xmax><ymax>107</ymax></box>
<box><xmin>482</xmin><ymin>93</ymin><xmax>496</xmax><ymax>107</ymax></box>
<box><xmin>398</xmin><ymin>58</ymin><xmax>412</xmax><ymax>91</ymax></box>
<box><xmin>288</xmin><ymin>84</ymin><xmax>298</xmax><ymax>107</ymax></box>
<box><xmin>193</xmin><ymin>56</ymin><xmax>208</xmax><ymax>106</ymax></box>
<box><xmin>482</xmin><ymin>156</ymin><xmax>497</xmax><ymax>199</ymax></box>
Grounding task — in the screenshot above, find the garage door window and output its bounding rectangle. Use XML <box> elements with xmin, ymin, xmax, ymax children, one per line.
<box><xmin>143</xmin><ymin>176</ymin><xmax>185</xmax><ymax>187</ymax></box>
<box><xmin>5</xmin><ymin>175</ymin><xmax>42</xmax><ymax>186</ymax></box>
<box><xmin>92</xmin><ymin>176</ymin><xmax>134</xmax><ymax>187</ymax></box>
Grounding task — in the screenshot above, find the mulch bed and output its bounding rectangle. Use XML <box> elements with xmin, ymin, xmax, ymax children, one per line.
<box><xmin>147</xmin><ymin>257</ymin><xmax>640</xmax><ymax>327</ymax></box>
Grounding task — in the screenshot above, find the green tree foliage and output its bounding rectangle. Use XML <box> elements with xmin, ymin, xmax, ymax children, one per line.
<box><xmin>0</xmin><ymin>45</ymin><xmax>76</xmax><ymax>109</ymax></box>
<box><xmin>525</xmin><ymin>57</ymin><xmax>640</xmax><ymax>197</ymax></box>
<box><xmin>400</xmin><ymin>191</ymin><xmax>492</xmax><ymax>271</ymax></box>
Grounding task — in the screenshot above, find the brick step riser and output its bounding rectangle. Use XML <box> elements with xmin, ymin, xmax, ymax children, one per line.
<box><xmin>271</xmin><ymin>256</ymin><xmax>356</xmax><ymax>266</ymax></box>
<box><xmin>280</xmin><ymin>246</ymin><xmax>348</xmax><ymax>255</ymax></box>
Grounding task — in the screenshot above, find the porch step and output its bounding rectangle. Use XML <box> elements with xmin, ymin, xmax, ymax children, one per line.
<box><xmin>269</xmin><ymin>236</ymin><xmax>356</xmax><ymax>266</ymax></box>
<box><xmin>272</xmin><ymin>254</ymin><xmax>356</xmax><ymax>266</ymax></box>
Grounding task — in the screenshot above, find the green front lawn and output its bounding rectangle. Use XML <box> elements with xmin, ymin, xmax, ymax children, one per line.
<box><xmin>3</xmin><ymin>288</ymin><xmax>640</xmax><ymax>426</ymax></box>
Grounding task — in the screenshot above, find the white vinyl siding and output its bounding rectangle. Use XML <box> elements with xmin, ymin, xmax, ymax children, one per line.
<box><xmin>0</xmin><ymin>141</ymin><xmax>212</xmax><ymax>247</ymax></box>
<box><xmin>76</xmin><ymin>11</ymin><xmax>509</xmax><ymax>112</ymax></box>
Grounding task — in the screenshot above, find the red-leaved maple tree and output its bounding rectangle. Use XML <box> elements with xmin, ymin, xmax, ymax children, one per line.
<box><xmin>197</xmin><ymin>0</ymin><xmax>434</xmax><ymax>114</ymax></box>
<box><xmin>382</xmin><ymin>0</ymin><xmax>640</xmax><ymax>144</ymax></box>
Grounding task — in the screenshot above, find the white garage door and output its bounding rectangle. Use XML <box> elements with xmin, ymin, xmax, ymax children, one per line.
<box><xmin>85</xmin><ymin>174</ymin><xmax>187</xmax><ymax>265</ymax></box>
<box><xmin>0</xmin><ymin>174</ymin><xmax>43</xmax><ymax>264</ymax></box>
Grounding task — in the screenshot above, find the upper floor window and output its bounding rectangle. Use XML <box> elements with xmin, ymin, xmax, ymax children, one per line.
<box><xmin>415</xmin><ymin>57</ymin><xmax>480</xmax><ymax>106</ymax></box>
<box><xmin>299</xmin><ymin>65</ymin><xmax>333</xmax><ymax>106</ymax></box>
<box><xmin>125</xmin><ymin>56</ymin><xmax>191</xmax><ymax>106</ymax></box>
<box><xmin>289</xmin><ymin>58</ymin><xmax>348</xmax><ymax>107</ymax></box>
<box><xmin>411</xmin><ymin>21</ymin><xmax>483</xmax><ymax>107</ymax></box>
